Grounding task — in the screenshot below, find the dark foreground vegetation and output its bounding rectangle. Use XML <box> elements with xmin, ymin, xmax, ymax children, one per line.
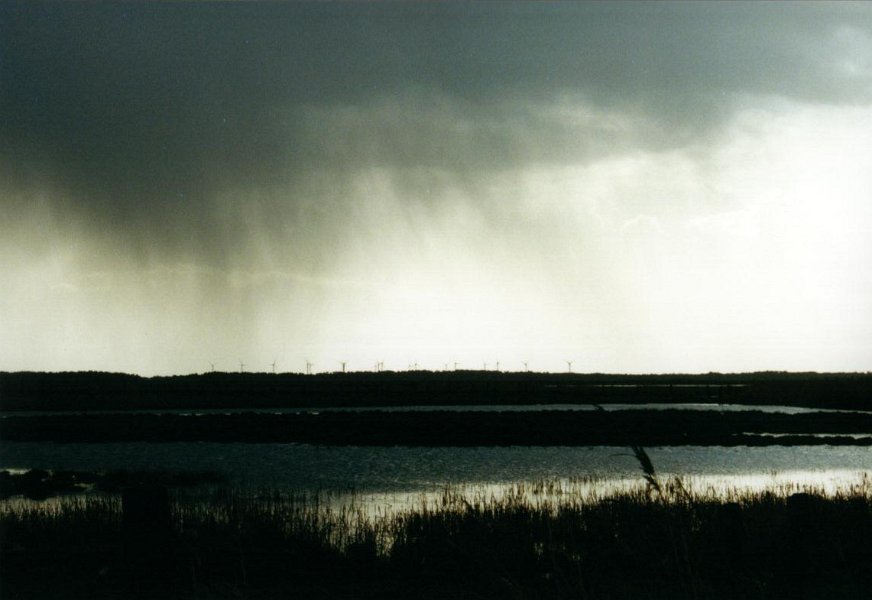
<box><xmin>2</xmin><ymin>476</ymin><xmax>872</xmax><ymax>599</ymax></box>
<box><xmin>4</xmin><ymin>408</ymin><xmax>872</xmax><ymax>445</ymax></box>
<box><xmin>2</xmin><ymin>370</ymin><xmax>871</xmax><ymax>412</ymax></box>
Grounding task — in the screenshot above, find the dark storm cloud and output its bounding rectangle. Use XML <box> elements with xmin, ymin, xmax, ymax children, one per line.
<box><xmin>2</xmin><ymin>1</ymin><xmax>870</xmax><ymax>260</ymax></box>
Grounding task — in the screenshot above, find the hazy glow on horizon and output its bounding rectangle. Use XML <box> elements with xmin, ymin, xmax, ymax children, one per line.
<box><xmin>2</xmin><ymin>3</ymin><xmax>871</xmax><ymax>375</ymax></box>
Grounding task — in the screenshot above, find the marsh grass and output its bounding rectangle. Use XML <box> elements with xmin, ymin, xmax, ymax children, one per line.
<box><xmin>2</xmin><ymin>475</ymin><xmax>872</xmax><ymax>599</ymax></box>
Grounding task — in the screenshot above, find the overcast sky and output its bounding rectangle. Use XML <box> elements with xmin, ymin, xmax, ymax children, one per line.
<box><xmin>2</xmin><ymin>2</ymin><xmax>871</xmax><ymax>375</ymax></box>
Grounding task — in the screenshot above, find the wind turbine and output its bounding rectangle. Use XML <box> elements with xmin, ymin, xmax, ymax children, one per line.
<box><xmin>566</xmin><ymin>360</ymin><xmax>573</xmax><ymax>373</ymax></box>
<box><xmin>209</xmin><ymin>362</ymin><xmax>215</xmax><ymax>373</ymax></box>
<box><xmin>523</xmin><ymin>361</ymin><xmax>529</xmax><ymax>373</ymax></box>
<box><xmin>305</xmin><ymin>360</ymin><xmax>313</xmax><ymax>375</ymax></box>
<box><xmin>495</xmin><ymin>361</ymin><xmax>500</xmax><ymax>372</ymax></box>
<box><xmin>270</xmin><ymin>360</ymin><xmax>277</xmax><ymax>374</ymax></box>
<box><xmin>339</xmin><ymin>361</ymin><xmax>347</xmax><ymax>373</ymax></box>
<box><xmin>239</xmin><ymin>361</ymin><xmax>245</xmax><ymax>373</ymax></box>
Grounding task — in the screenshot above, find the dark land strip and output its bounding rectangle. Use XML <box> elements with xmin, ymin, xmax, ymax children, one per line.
<box><xmin>2</xmin><ymin>371</ymin><xmax>872</xmax><ymax>412</ymax></box>
<box><xmin>3</xmin><ymin>409</ymin><xmax>872</xmax><ymax>445</ymax></box>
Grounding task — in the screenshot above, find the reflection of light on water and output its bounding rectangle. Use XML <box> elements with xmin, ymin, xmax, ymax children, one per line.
<box><xmin>4</xmin><ymin>443</ymin><xmax>872</xmax><ymax>493</ymax></box>
<box><xmin>660</xmin><ymin>469</ymin><xmax>870</xmax><ymax>498</ymax></box>
<box><xmin>2</xmin><ymin>468</ymin><xmax>29</xmax><ymax>475</ymax></box>
<box><xmin>4</xmin><ymin>470</ymin><xmax>870</xmax><ymax>552</ymax></box>
<box><xmin>742</xmin><ymin>432</ymin><xmax>872</xmax><ymax>440</ymax></box>
<box><xmin>319</xmin><ymin>469</ymin><xmax>872</xmax><ymax>522</ymax></box>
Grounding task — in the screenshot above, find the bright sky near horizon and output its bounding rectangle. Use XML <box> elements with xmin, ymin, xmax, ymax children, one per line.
<box><xmin>2</xmin><ymin>2</ymin><xmax>871</xmax><ymax>375</ymax></box>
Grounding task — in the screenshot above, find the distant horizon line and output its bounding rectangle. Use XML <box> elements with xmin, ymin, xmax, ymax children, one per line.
<box><xmin>3</xmin><ymin>369</ymin><xmax>871</xmax><ymax>378</ymax></box>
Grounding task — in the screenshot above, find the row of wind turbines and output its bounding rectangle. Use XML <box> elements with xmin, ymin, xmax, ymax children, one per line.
<box><xmin>209</xmin><ymin>360</ymin><xmax>576</xmax><ymax>374</ymax></box>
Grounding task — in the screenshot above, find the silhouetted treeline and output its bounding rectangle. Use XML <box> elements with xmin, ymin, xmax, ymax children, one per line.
<box><xmin>3</xmin><ymin>409</ymin><xmax>872</xmax><ymax>446</ymax></box>
<box><xmin>1</xmin><ymin>370</ymin><xmax>871</xmax><ymax>412</ymax></box>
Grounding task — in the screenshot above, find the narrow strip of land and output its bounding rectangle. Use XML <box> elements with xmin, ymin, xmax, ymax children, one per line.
<box><xmin>3</xmin><ymin>409</ymin><xmax>872</xmax><ymax>445</ymax></box>
<box><xmin>2</xmin><ymin>371</ymin><xmax>872</xmax><ymax>411</ymax></box>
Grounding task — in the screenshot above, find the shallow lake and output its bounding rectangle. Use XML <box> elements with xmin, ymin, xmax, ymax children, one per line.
<box><xmin>2</xmin><ymin>441</ymin><xmax>870</xmax><ymax>496</ymax></box>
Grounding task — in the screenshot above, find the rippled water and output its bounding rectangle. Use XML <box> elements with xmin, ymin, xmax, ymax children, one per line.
<box><xmin>2</xmin><ymin>441</ymin><xmax>870</xmax><ymax>494</ymax></box>
<box><xmin>4</xmin><ymin>403</ymin><xmax>871</xmax><ymax>501</ymax></box>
